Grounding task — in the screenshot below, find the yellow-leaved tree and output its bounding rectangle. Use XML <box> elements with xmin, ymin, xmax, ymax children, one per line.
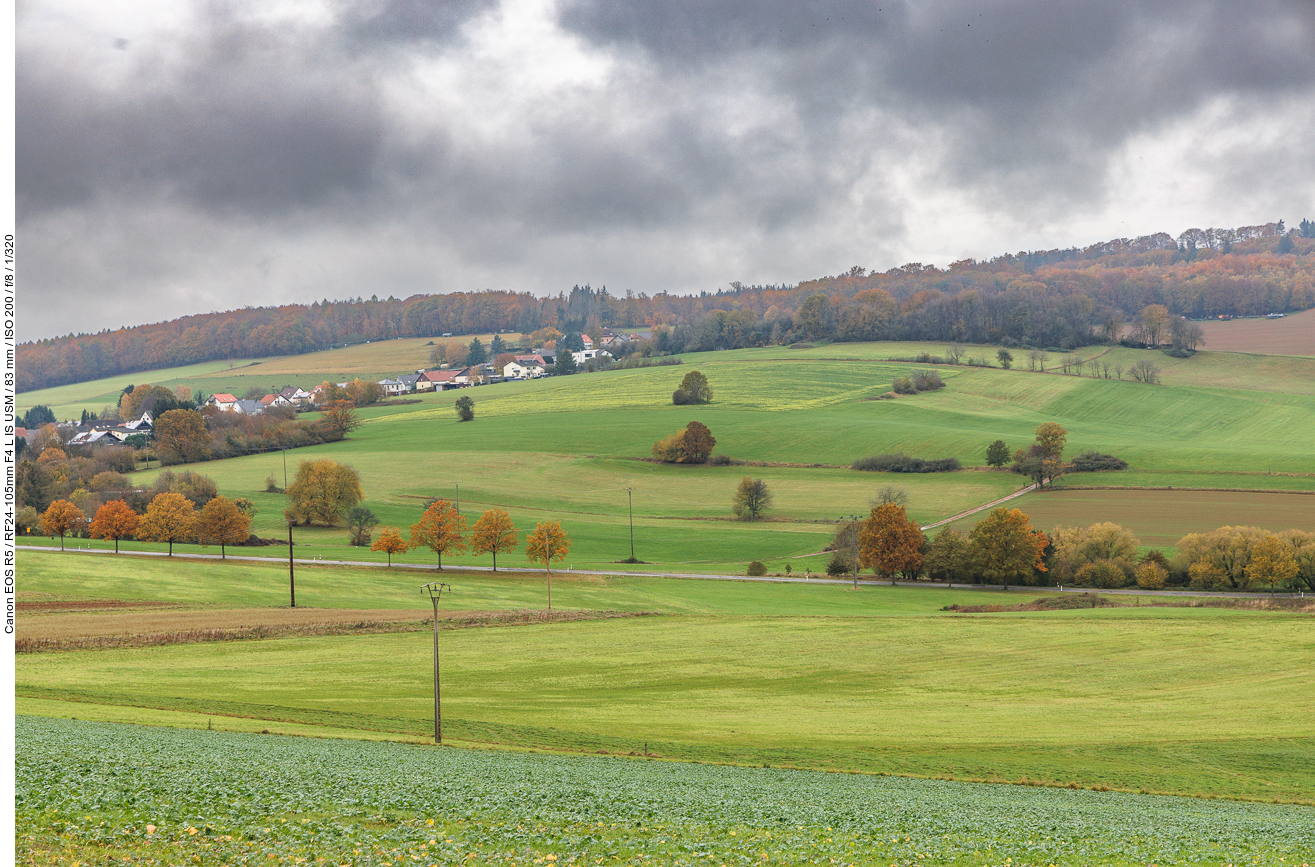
<box><xmin>284</xmin><ymin>459</ymin><xmax>364</xmax><ymax>526</ymax></box>
<box><xmin>525</xmin><ymin>520</ymin><xmax>571</xmax><ymax>609</ymax></box>
<box><xmin>137</xmin><ymin>492</ymin><xmax>197</xmax><ymax>556</ymax></box>
<box><xmin>409</xmin><ymin>500</ymin><xmax>467</xmax><ymax>570</ymax></box>
<box><xmin>195</xmin><ymin>495</ymin><xmax>252</xmax><ymax>559</ymax></box>
<box><xmin>471</xmin><ymin>509</ymin><xmax>518</xmax><ymax>571</ymax></box>
<box><xmin>40</xmin><ymin>499</ymin><xmax>86</xmax><ymax>551</ymax></box>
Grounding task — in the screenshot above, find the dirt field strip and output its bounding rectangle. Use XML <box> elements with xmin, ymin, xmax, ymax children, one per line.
<box><xmin>17</xmin><ymin>606</ymin><xmax>654</xmax><ymax>652</ymax></box>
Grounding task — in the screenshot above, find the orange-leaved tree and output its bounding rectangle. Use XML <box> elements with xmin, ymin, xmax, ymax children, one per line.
<box><xmin>471</xmin><ymin>509</ymin><xmax>519</xmax><ymax>571</ymax></box>
<box><xmin>371</xmin><ymin>527</ymin><xmax>410</xmax><ymax>566</ymax></box>
<box><xmin>137</xmin><ymin>492</ymin><xmax>197</xmax><ymax>556</ymax></box>
<box><xmin>41</xmin><ymin>499</ymin><xmax>87</xmax><ymax>551</ymax></box>
<box><xmin>969</xmin><ymin>507</ymin><xmax>1049</xmax><ymax>590</ymax></box>
<box><xmin>858</xmin><ymin>503</ymin><xmax>925</xmax><ymax>585</ymax></box>
<box><xmin>195</xmin><ymin>495</ymin><xmax>252</xmax><ymax>559</ymax></box>
<box><xmin>89</xmin><ymin>499</ymin><xmax>139</xmax><ymax>553</ymax></box>
<box><xmin>410</xmin><ymin>500</ymin><xmax>467</xmax><ymax>569</ymax></box>
<box><xmin>525</xmin><ymin>520</ymin><xmax>571</xmax><ymax>609</ymax></box>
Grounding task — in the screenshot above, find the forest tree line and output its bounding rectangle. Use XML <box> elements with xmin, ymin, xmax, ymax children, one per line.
<box><xmin>20</xmin><ymin>221</ymin><xmax>1315</xmax><ymax>392</ymax></box>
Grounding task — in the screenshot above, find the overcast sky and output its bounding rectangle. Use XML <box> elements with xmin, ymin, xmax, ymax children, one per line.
<box><xmin>17</xmin><ymin>0</ymin><xmax>1315</xmax><ymax>341</ymax></box>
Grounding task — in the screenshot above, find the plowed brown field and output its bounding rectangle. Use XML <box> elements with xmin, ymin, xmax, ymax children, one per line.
<box><xmin>1195</xmin><ymin>308</ymin><xmax>1315</xmax><ymax>355</ymax></box>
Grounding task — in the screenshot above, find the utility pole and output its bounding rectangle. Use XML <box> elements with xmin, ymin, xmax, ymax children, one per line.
<box><xmin>422</xmin><ymin>582</ymin><xmax>452</xmax><ymax>744</ymax></box>
<box><xmin>626</xmin><ymin>487</ymin><xmax>635</xmax><ymax>562</ymax></box>
<box><xmin>288</xmin><ymin>523</ymin><xmax>296</xmax><ymax>608</ymax></box>
<box><xmin>843</xmin><ymin>515</ymin><xmax>861</xmax><ymax>590</ymax></box>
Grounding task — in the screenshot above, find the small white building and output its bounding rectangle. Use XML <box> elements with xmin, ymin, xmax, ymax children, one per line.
<box><xmin>503</xmin><ymin>361</ymin><xmax>546</xmax><ymax>380</ymax></box>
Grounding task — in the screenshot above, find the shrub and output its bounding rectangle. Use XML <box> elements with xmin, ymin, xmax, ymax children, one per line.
<box><xmin>1070</xmin><ymin>452</ymin><xmax>1129</xmax><ymax>472</ymax></box>
<box><xmin>671</xmin><ymin>388</ymin><xmax>693</xmax><ymax>405</ymax></box>
<box><xmin>852</xmin><ymin>454</ymin><xmax>961</xmax><ymax>473</ymax></box>
<box><xmin>709</xmin><ymin>454</ymin><xmax>733</xmax><ymax>466</ymax></box>
<box><xmin>746</xmin><ymin>560</ymin><xmax>767</xmax><ymax>577</ymax></box>
<box><xmin>1135</xmin><ymin>562</ymin><xmax>1167</xmax><ymax>590</ymax></box>
<box><xmin>1163</xmin><ymin>348</ymin><xmax>1193</xmax><ymax>358</ymax></box>
<box><xmin>911</xmin><ymin>370</ymin><xmax>945</xmax><ymax>391</ymax></box>
<box><xmin>1075</xmin><ymin>560</ymin><xmax>1129</xmax><ymax>588</ymax></box>
<box><xmin>826</xmin><ymin>552</ymin><xmax>850</xmax><ymax>576</ymax></box>
<box><xmin>892</xmin><ymin>376</ymin><xmax>917</xmax><ymax>394</ymax></box>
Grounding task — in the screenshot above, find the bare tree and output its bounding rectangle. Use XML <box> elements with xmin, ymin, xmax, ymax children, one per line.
<box><xmin>1130</xmin><ymin>359</ymin><xmax>1162</xmax><ymax>384</ymax></box>
<box><xmin>869</xmin><ymin>485</ymin><xmax>910</xmax><ymax>509</ymax></box>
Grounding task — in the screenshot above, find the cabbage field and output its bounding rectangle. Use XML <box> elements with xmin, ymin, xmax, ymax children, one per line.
<box><xmin>18</xmin><ymin>716</ymin><xmax>1315</xmax><ymax>866</ymax></box>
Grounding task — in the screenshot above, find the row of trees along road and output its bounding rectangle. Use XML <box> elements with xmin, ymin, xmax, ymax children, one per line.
<box><xmin>828</xmin><ymin>503</ymin><xmax>1050</xmax><ymax>589</ymax></box>
<box><xmin>39</xmin><ymin>493</ymin><xmax>254</xmax><ymax>556</ymax></box>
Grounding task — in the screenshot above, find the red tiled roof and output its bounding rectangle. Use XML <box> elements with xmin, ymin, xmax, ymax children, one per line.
<box><xmin>211</xmin><ymin>393</ymin><xmax>239</xmax><ymax>402</ymax></box>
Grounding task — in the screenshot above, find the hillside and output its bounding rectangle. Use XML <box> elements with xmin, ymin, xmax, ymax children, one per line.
<box><xmin>19</xmin><ymin>342</ymin><xmax>1315</xmax><ymax>573</ymax></box>
<box><xmin>18</xmin><ymin>221</ymin><xmax>1315</xmax><ymax>391</ymax></box>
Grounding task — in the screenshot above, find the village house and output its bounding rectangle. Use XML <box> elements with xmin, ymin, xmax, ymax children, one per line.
<box><xmin>503</xmin><ymin>360</ymin><xmax>546</xmax><ymax>380</ymax></box>
<box><xmin>260</xmin><ymin>393</ymin><xmax>292</xmax><ymax>410</ymax></box>
<box><xmin>378</xmin><ymin>377</ymin><xmax>408</xmax><ymax>397</ymax></box>
<box><xmin>206</xmin><ymin>393</ymin><xmax>241</xmax><ymax>412</ymax></box>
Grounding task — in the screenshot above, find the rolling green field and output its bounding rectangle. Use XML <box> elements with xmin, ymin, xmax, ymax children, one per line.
<box><xmin>20</xmin><ymin>339</ymin><xmax>1315</xmax><ymax>571</ymax></box>
<box><xmin>19</xmin><ymin>717</ymin><xmax>1315</xmax><ymax>867</ymax></box>
<box><xmin>17</xmin><ymin>551</ymin><xmax>1315</xmax><ymax>803</ymax></box>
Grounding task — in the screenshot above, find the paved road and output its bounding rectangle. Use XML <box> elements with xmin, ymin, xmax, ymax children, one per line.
<box><xmin>19</xmin><ymin>545</ymin><xmax>1305</xmax><ymax>599</ymax></box>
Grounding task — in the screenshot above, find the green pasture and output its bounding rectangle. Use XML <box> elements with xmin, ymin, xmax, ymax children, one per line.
<box><xmin>15</xmin><ymin>549</ymin><xmax>1040</xmax><ymax>613</ymax></box>
<box><xmin>17</xmin><ymin>334</ymin><xmax>492</xmax><ymax>419</ymax></box>
<box><xmin>21</xmin><ymin>718</ymin><xmax>1315</xmax><ymax>867</ymax></box>
<box><xmin>17</xmin><ymin>589</ymin><xmax>1315</xmax><ymax>801</ymax></box>
<box><xmin>21</xmin><ymin>341</ymin><xmax>1315</xmax><ymax>572</ymax></box>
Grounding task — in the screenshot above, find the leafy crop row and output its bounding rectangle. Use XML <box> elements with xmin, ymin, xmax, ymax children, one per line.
<box><xmin>17</xmin><ymin>717</ymin><xmax>1315</xmax><ymax>866</ymax></box>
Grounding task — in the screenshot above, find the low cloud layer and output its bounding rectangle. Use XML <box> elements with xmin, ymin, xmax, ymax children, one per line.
<box><xmin>18</xmin><ymin>0</ymin><xmax>1315</xmax><ymax>340</ymax></box>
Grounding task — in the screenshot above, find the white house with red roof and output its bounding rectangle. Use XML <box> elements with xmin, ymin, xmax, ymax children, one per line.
<box><xmin>206</xmin><ymin>393</ymin><xmax>241</xmax><ymax>412</ymax></box>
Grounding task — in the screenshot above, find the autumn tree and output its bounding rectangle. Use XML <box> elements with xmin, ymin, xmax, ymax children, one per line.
<box><xmin>89</xmin><ymin>500</ymin><xmax>139</xmax><ymax>553</ymax></box>
<box><xmin>673</xmin><ymin>369</ymin><xmax>713</xmax><ymax>405</ymax></box>
<box><xmin>1013</xmin><ymin>422</ymin><xmax>1069</xmax><ymax>488</ymax></box>
<box><xmin>410</xmin><ymin>499</ymin><xmax>468</xmax><ymax>569</ymax></box>
<box><xmin>471</xmin><ymin>509</ymin><xmax>518</xmax><ymax>571</ymax></box>
<box><xmin>680</xmin><ymin>421</ymin><xmax>716</xmax><ymax>463</ymax></box>
<box><xmin>1278</xmin><ymin>529</ymin><xmax>1315</xmax><ymax>592</ymax></box>
<box><xmin>731</xmin><ymin>477</ymin><xmax>773</xmax><ymax>520</ymax></box>
<box><xmin>455</xmin><ymin>395</ymin><xmax>475</xmax><ymax>422</ymax></box>
<box><xmin>371</xmin><ymin>527</ymin><xmax>410</xmax><ymax>566</ymax></box>
<box><xmin>1050</xmin><ymin>522</ymin><xmax>1140</xmax><ymax>584</ymax></box>
<box><xmin>284</xmin><ymin>460</ymin><xmax>364</xmax><ymax>526</ymax></box>
<box><xmin>40</xmin><ymin>499</ymin><xmax>86</xmax><ymax>550</ymax></box>
<box><xmin>985</xmin><ymin>439</ymin><xmax>1011</xmax><ymax>468</ymax></box>
<box><xmin>1138</xmin><ymin>304</ymin><xmax>1171</xmax><ymax>346</ymax></box>
<box><xmin>195</xmin><ymin>495</ymin><xmax>252</xmax><ymax>558</ymax></box>
<box><xmin>154</xmin><ymin>409</ymin><xmax>212</xmax><ymax>465</ymax></box>
<box><xmin>137</xmin><ymin>492</ymin><xmax>197</xmax><ymax>556</ymax></box>
<box><xmin>320</xmin><ymin>400</ymin><xmax>361</xmax><ymax>438</ymax></box>
<box><xmin>1245</xmin><ymin>533</ymin><xmax>1299</xmax><ymax>594</ymax></box>
<box><xmin>922</xmin><ymin>528</ymin><xmax>976</xmax><ymax>584</ymax></box>
<box><xmin>525</xmin><ymin>520</ymin><xmax>570</xmax><ymax>609</ymax></box>
<box><xmin>969</xmin><ymin>507</ymin><xmax>1049</xmax><ymax>589</ymax></box>
<box><xmin>858</xmin><ymin>503</ymin><xmax>925</xmax><ymax>584</ymax></box>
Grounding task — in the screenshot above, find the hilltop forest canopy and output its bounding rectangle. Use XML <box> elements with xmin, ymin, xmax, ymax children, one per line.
<box><xmin>19</xmin><ymin>221</ymin><xmax>1315</xmax><ymax>392</ymax></box>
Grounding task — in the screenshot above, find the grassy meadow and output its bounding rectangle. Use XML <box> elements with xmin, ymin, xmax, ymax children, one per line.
<box><xmin>17</xmin><ymin>551</ymin><xmax>1315</xmax><ymax>803</ymax></box>
<box><xmin>19</xmin><ymin>338</ymin><xmax>1315</xmax><ymax>571</ymax></box>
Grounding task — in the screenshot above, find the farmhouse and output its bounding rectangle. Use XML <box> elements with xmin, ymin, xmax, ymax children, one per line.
<box><xmin>260</xmin><ymin>393</ymin><xmax>291</xmax><ymax>409</ymax></box>
<box><xmin>279</xmin><ymin>386</ymin><xmax>314</xmax><ymax>406</ymax></box>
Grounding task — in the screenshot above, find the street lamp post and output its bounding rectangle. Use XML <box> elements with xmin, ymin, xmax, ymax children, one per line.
<box><xmin>422</xmin><ymin>582</ymin><xmax>452</xmax><ymax>744</ymax></box>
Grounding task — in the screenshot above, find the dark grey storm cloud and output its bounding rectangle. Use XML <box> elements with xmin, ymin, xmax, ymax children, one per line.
<box><xmin>16</xmin><ymin>0</ymin><xmax>1315</xmax><ymax>341</ymax></box>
